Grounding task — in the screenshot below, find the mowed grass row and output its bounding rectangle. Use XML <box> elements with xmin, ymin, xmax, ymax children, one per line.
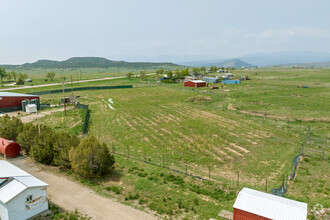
<box><xmin>42</xmin><ymin>86</ymin><xmax>300</xmax><ymax>185</ymax></box>
<box><xmin>37</xmin><ymin>68</ymin><xmax>329</xmax><ymax>218</ymax></box>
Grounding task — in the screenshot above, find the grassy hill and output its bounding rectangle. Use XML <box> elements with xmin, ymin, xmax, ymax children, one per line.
<box><xmin>3</xmin><ymin>57</ymin><xmax>183</xmax><ymax>70</ymax></box>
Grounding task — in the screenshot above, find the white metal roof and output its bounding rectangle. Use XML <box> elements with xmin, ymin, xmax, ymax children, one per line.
<box><xmin>15</xmin><ymin>176</ymin><xmax>48</xmax><ymax>188</ymax></box>
<box><xmin>233</xmin><ymin>188</ymin><xmax>307</xmax><ymax>220</ymax></box>
<box><xmin>0</xmin><ymin>161</ymin><xmax>49</xmax><ymax>204</ymax></box>
<box><xmin>0</xmin><ymin>179</ymin><xmax>27</xmax><ymax>204</ymax></box>
<box><xmin>26</xmin><ymin>104</ymin><xmax>37</xmax><ymax>107</ymax></box>
<box><xmin>0</xmin><ymin>92</ymin><xmax>39</xmax><ymax>97</ymax></box>
<box><xmin>190</xmin><ymin>80</ymin><xmax>206</xmax><ymax>83</ymax></box>
<box><xmin>0</xmin><ymin>160</ymin><xmax>30</xmax><ymax>178</ymax></box>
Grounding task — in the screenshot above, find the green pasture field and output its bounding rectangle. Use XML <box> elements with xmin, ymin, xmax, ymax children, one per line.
<box><xmin>32</xmin><ymin>68</ymin><xmax>330</xmax><ymax>219</ymax></box>
<box><xmin>2</xmin><ymin>66</ymin><xmax>164</xmax><ymax>88</ymax></box>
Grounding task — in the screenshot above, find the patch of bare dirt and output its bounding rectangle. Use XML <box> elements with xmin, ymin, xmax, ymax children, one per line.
<box><xmin>229</xmin><ymin>143</ymin><xmax>250</xmax><ymax>154</ymax></box>
<box><xmin>227</xmin><ymin>103</ymin><xmax>236</xmax><ymax>111</ymax></box>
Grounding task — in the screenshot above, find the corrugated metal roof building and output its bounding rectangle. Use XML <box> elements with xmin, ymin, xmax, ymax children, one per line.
<box><xmin>233</xmin><ymin>188</ymin><xmax>307</xmax><ymax>220</ymax></box>
<box><xmin>0</xmin><ymin>160</ymin><xmax>49</xmax><ymax>220</ymax></box>
<box><xmin>203</xmin><ymin>77</ymin><xmax>219</xmax><ymax>83</ymax></box>
<box><xmin>0</xmin><ymin>92</ymin><xmax>40</xmax><ymax>112</ymax></box>
<box><xmin>184</xmin><ymin>80</ymin><xmax>207</xmax><ymax>88</ymax></box>
<box><xmin>221</xmin><ymin>80</ymin><xmax>241</xmax><ymax>85</ymax></box>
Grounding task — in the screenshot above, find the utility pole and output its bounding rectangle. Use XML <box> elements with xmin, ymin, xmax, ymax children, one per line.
<box><xmin>71</xmin><ymin>75</ymin><xmax>73</xmax><ymax>96</ymax></box>
<box><xmin>63</xmin><ymin>83</ymin><xmax>66</xmax><ymax>116</ymax></box>
<box><xmin>77</xmin><ymin>73</ymin><xmax>79</xmax><ymax>87</ymax></box>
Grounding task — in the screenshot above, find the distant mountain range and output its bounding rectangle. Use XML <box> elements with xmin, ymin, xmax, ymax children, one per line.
<box><xmin>2</xmin><ymin>51</ymin><xmax>330</xmax><ymax>70</ymax></box>
<box><xmin>2</xmin><ymin>57</ymin><xmax>183</xmax><ymax>70</ymax></box>
<box><xmin>176</xmin><ymin>51</ymin><xmax>330</xmax><ymax>68</ymax></box>
<box><xmin>178</xmin><ymin>59</ymin><xmax>256</xmax><ymax>68</ymax></box>
<box><xmin>239</xmin><ymin>51</ymin><xmax>330</xmax><ymax>67</ymax></box>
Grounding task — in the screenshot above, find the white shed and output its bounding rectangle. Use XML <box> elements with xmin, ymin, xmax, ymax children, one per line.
<box><xmin>0</xmin><ymin>160</ymin><xmax>49</xmax><ymax>220</ymax></box>
<box><xmin>233</xmin><ymin>187</ymin><xmax>307</xmax><ymax>220</ymax></box>
<box><xmin>25</xmin><ymin>104</ymin><xmax>37</xmax><ymax>113</ymax></box>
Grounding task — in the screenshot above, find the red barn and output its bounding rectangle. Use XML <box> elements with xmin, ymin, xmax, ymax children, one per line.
<box><xmin>0</xmin><ymin>137</ymin><xmax>21</xmax><ymax>158</ymax></box>
<box><xmin>184</xmin><ymin>80</ymin><xmax>206</xmax><ymax>88</ymax></box>
<box><xmin>0</xmin><ymin>92</ymin><xmax>40</xmax><ymax>112</ymax></box>
<box><xmin>233</xmin><ymin>188</ymin><xmax>307</xmax><ymax>220</ymax></box>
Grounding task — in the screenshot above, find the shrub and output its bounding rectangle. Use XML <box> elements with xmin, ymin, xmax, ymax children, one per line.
<box><xmin>69</xmin><ymin>136</ymin><xmax>115</xmax><ymax>178</ymax></box>
<box><xmin>17</xmin><ymin>123</ymin><xmax>56</xmax><ymax>165</ymax></box>
<box><xmin>16</xmin><ymin>77</ymin><xmax>25</xmax><ymax>85</ymax></box>
<box><xmin>0</xmin><ymin>115</ymin><xmax>24</xmax><ymax>140</ymax></box>
<box><xmin>111</xmin><ymin>186</ymin><xmax>121</xmax><ymax>194</ymax></box>
<box><xmin>29</xmin><ymin>125</ymin><xmax>57</xmax><ymax>165</ymax></box>
<box><xmin>53</xmin><ymin>133</ymin><xmax>80</xmax><ymax>169</ymax></box>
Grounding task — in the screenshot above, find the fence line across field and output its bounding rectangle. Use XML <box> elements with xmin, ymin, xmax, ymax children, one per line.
<box><xmin>111</xmin><ymin>124</ymin><xmax>327</xmax><ymax>196</ymax></box>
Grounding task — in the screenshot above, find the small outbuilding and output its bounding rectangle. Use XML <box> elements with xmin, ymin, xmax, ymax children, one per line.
<box><xmin>221</xmin><ymin>80</ymin><xmax>241</xmax><ymax>85</ymax></box>
<box><xmin>184</xmin><ymin>80</ymin><xmax>206</xmax><ymax>88</ymax></box>
<box><xmin>25</xmin><ymin>104</ymin><xmax>37</xmax><ymax>113</ymax></box>
<box><xmin>0</xmin><ymin>160</ymin><xmax>49</xmax><ymax>220</ymax></box>
<box><xmin>0</xmin><ymin>92</ymin><xmax>40</xmax><ymax>112</ymax></box>
<box><xmin>204</xmin><ymin>77</ymin><xmax>219</xmax><ymax>83</ymax></box>
<box><xmin>233</xmin><ymin>188</ymin><xmax>307</xmax><ymax>220</ymax></box>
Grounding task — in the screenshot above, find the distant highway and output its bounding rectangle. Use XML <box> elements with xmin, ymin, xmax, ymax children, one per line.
<box><xmin>0</xmin><ymin>73</ymin><xmax>155</xmax><ymax>92</ymax></box>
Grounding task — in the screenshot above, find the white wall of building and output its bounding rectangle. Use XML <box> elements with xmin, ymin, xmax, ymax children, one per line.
<box><xmin>5</xmin><ymin>187</ymin><xmax>48</xmax><ymax>220</ymax></box>
<box><xmin>0</xmin><ymin>201</ymin><xmax>9</xmax><ymax>220</ymax></box>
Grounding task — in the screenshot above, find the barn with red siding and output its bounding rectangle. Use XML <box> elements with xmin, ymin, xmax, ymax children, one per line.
<box><xmin>184</xmin><ymin>80</ymin><xmax>206</xmax><ymax>88</ymax></box>
<box><xmin>233</xmin><ymin>188</ymin><xmax>307</xmax><ymax>220</ymax></box>
<box><xmin>0</xmin><ymin>92</ymin><xmax>40</xmax><ymax>112</ymax></box>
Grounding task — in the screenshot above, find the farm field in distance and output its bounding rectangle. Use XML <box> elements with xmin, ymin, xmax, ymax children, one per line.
<box><xmin>18</xmin><ymin>68</ymin><xmax>329</xmax><ymax>219</ymax></box>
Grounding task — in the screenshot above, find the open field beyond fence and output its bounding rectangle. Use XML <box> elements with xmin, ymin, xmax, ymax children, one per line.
<box><xmin>16</xmin><ymin>68</ymin><xmax>329</xmax><ymax>219</ymax></box>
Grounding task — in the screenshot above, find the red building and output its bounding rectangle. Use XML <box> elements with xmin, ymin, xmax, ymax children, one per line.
<box><xmin>233</xmin><ymin>188</ymin><xmax>307</xmax><ymax>220</ymax></box>
<box><xmin>0</xmin><ymin>137</ymin><xmax>21</xmax><ymax>158</ymax></box>
<box><xmin>184</xmin><ymin>80</ymin><xmax>206</xmax><ymax>88</ymax></box>
<box><xmin>0</xmin><ymin>92</ymin><xmax>40</xmax><ymax>112</ymax></box>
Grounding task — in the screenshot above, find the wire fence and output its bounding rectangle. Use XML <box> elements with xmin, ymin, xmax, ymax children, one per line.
<box><xmin>75</xmin><ymin>103</ymin><xmax>89</xmax><ymax>136</ymax></box>
<box><xmin>107</xmin><ymin>123</ymin><xmax>326</xmax><ymax>196</ymax></box>
<box><xmin>271</xmin><ymin>126</ymin><xmax>329</xmax><ymax>196</ymax></box>
<box><xmin>28</xmin><ymin>85</ymin><xmax>133</xmax><ymax>95</ymax></box>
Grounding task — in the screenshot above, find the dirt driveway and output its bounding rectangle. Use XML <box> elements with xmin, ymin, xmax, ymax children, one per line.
<box><xmin>0</xmin><ymin>106</ymin><xmax>75</xmax><ymax>123</ymax></box>
<box><xmin>6</xmin><ymin>157</ymin><xmax>156</xmax><ymax>220</ymax></box>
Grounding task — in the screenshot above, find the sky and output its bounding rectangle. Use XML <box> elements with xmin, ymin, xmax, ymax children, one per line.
<box><xmin>1</xmin><ymin>0</ymin><xmax>330</xmax><ymax>64</ymax></box>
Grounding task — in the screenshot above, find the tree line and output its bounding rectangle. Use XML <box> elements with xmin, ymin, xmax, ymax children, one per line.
<box><xmin>0</xmin><ymin>67</ymin><xmax>28</xmax><ymax>86</ymax></box>
<box><xmin>0</xmin><ymin>116</ymin><xmax>115</xmax><ymax>178</ymax></box>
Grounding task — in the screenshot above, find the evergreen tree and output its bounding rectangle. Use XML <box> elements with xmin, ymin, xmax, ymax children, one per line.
<box><xmin>69</xmin><ymin>136</ymin><xmax>115</xmax><ymax>178</ymax></box>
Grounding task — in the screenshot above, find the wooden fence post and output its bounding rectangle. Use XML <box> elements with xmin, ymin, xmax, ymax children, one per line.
<box><xmin>162</xmin><ymin>154</ymin><xmax>165</xmax><ymax>168</ymax></box>
<box><xmin>237</xmin><ymin>172</ymin><xmax>240</xmax><ymax>188</ymax></box>
<box><xmin>185</xmin><ymin>162</ymin><xmax>188</xmax><ymax>174</ymax></box>
<box><xmin>208</xmin><ymin>166</ymin><xmax>211</xmax><ymax>180</ymax></box>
